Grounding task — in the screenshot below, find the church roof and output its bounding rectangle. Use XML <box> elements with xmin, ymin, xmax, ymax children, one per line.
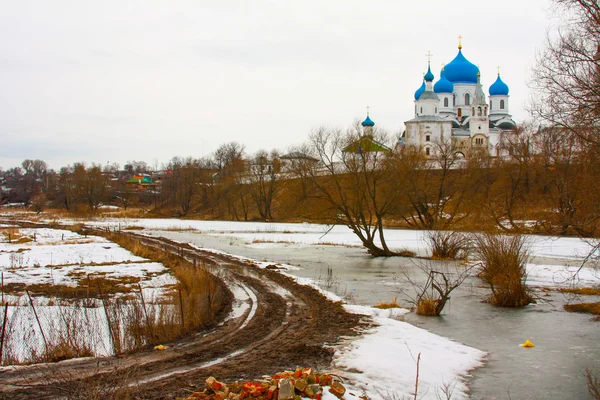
<box><xmin>342</xmin><ymin>136</ymin><xmax>391</xmax><ymax>153</ymax></box>
<box><xmin>414</xmin><ymin>81</ymin><xmax>426</xmax><ymax>100</ymax></box>
<box><xmin>361</xmin><ymin>114</ymin><xmax>375</xmax><ymax>127</ymax></box>
<box><xmin>434</xmin><ymin>69</ymin><xmax>454</xmax><ymax>93</ymax></box>
<box><xmin>405</xmin><ymin>115</ymin><xmax>449</xmax><ymax>123</ymax></box>
<box><xmin>424</xmin><ymin>64</ymin><xmax>434</xmax><ymax>82</ymax></box>
<box><xmin>474</xmin><ymin>73</ymin><xmax>486</xmax><ymax>105</ymax></box>
<box><xmin>418</xmin><ymin>90</ymin><xmax>439</xmax><ymax>100</ymax></box>
<box><xmin>489</xmin><ymin>74</ymin><xmax>510</xmax><ymax>96</ymax></box>
<box><xmin>444</xmin><ymin>49</ymin><xmax>479</xmax><ymax>84</ymax></box>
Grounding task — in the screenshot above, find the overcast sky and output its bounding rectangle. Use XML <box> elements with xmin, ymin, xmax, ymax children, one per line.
<box><xmin>0</xmin><ymin>0</ymin><xmax>555</xmax><ymax>170</ymax></box>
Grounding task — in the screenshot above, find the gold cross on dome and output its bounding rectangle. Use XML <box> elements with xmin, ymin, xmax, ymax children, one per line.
<box><xmin>426</xmin><ymin>50</ymin><xmax>433</xmax><ymax>63</ymax></box>
<box><xmin>367</xmin><ymin>105</ymin><xmax>370</xmax><ymax>115</ymax></box>
<box><xmin>497</xmin><ymin>65</ymin><xmax>501</xmax><ymax>75</ymax></box>
<box><xmin>458</xmin><ymin>34</ymin><xmax>463</xmax><ymax>49</ymax></box>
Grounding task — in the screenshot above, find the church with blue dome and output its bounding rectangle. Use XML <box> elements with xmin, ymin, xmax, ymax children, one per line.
<box><xmin>403</xmin><ymin>39</ymin><xmax>516</xmax><ymax>158</ymax></box>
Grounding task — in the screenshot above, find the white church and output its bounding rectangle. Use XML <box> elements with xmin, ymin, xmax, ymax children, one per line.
<box><xmin>397</xmin><ymin>40</ymin><xmax>516</xmax><ymax>158</ymax></box>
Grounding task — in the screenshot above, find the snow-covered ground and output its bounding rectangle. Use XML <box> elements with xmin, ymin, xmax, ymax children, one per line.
<box><xmin>0</xmin><ymin>228</ymin><xmax>173</xmax><ymax>290</ymax></box>
<box><xmin>191</xmin><ymin>244</ymin><xmax>483</xmax><ymax>400</ymax></box>
<box><xmin>9</xmin><ymin>217</ymin><xmax>600</xmax><ymax>399</ymax></box>
<box><xmin>0</xmin><ymin>227</ymin><xmax>176</xmax><ymax>362</ymax></box>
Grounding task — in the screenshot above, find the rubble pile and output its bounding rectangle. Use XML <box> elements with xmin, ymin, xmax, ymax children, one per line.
<box><xmin>182</xmin><ymin>368</ymin><xmax>348</xmax><ymax>400</ymax></box>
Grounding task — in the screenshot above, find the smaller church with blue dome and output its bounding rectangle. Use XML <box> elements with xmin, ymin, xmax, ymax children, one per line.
<box><xmin>403</xmin><ymin>39</ymin><xmax>516</xmax><ymax>158</ymax></box>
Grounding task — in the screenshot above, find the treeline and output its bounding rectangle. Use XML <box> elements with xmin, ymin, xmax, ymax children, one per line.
<box><xmin>1</xmin><ymin>122</ymin><xmax>599</xmax><ymax>242</ymax></box>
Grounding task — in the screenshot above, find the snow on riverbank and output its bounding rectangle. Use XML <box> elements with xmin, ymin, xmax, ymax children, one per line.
<box><xmin>0</xmin><ymin>227</ymin><xmax>176</xmax><ymax>362</ymax></box>
<box><xmin>0</xmin><ymin>228</ymin><xmax>172</xmax><ymax>288</ymax></box>
<box><xmin>71</xmin><ymin>218</ymin><xmax>599</xmax><ymax>288</ymax></box>
<box><xmin>177</xmin><ymin>243</ymin><xmax>485</xmax><ymax>400</ymax></box>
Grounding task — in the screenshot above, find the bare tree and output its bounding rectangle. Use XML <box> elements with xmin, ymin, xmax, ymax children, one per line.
<box><xmin>530</xmin><ymin>0</ymin><xmax>600</xmax><ymax>144</ymax></box>
<box><xmin>395</xmin><ymin>140</ymin><xmax>476</xmax><ymax>230</ymax></box>
<box><xmin>299</xmin><ymin>122</ymin><xmax>403</xmax><ymax>257</ymax></box>
<box><xmin>248</xmin><ymin>150</ymin><xmax>280</xmax><ymax>221</ymax></box>
<box><xmin>403</xmin><ymin>261</ymin><xmax>475</xmax><ymax>316</ymax></box>
<box><xmin>164</xmin><ymin>157</ymin><xmax>209</xmax><ymax>216</ymax></box>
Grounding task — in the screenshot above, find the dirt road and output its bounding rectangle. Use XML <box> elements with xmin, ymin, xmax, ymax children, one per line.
<box><xmin>0</xmin><ymin>230</ymin><xmax>366</xmax><ymax>399</ymax></box>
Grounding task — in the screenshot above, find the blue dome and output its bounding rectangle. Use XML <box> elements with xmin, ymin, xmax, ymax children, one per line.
<box><xmin>489</xmin><ymin>75</ymin><xmax>509</xmax><ymax>96</ymax></box>
<box><xmin>424</xmin><ymin>65</ymin><xmax>434</xmax><ymax>82</ymax></box>
<box><xmin>434</xmin><ymin>70</ymin><xmax>454</xmax><ymax>94</ymax></box>
<box><xmin>414</xmin><ymin>81</ymin><xmax>425</xmax><ymax>100</ymax></box>
<box><xmin>361</xmin><ymin>115</ymin><xmax>375</xmax><ymax>127</ymax></box>
<box><xmin>444</xmin><ymin>49</ymin><xmax>479</xmax><ymax>84</ymax></box>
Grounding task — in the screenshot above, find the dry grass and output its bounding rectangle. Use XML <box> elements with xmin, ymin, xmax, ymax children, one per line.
<box><xmin>0</xmin><ymin>227</ymin><xmax>33</xmax><ymax>244</ymax></box>
<box><xmin>560</xmin><ymin>287</ymin><xmax>600</xmax><ymax>296</ymax></box>
<box><xmin>416</xmin><ymin>297</ymin><xmax>440</xmax><ymax>316</ymax></box>
<box><xmin>374</xmin><ymin>296</ymin><xmax>402</xmax><ymax>309</ymax></box>
<box><xmin>1</xmin><ymin>230</ymin><xmax>229</xmax><ymax>366</ymax></box>
<box><xmin>426</xmin><ymin>230</ymin><xmax>472</xmax><ymax>260</ymax></box>
<box><xmin>103</xmin><ymin>232</ymin><xmax>229</xmax><ymax>344</ymax></box>
<box><xmin>474</xmin><ymin>233</ymin><xmax>533</xmax><ymax>307</ymax></box>
<box><xmin>564</xmin><ymin>302</ymin><xmax>600</xmax><ymax>317</ymax></box>
<box><xmin>397</xmin><ymin>249</ymin><xmax>417</xmax><ymax>257</ymax></box>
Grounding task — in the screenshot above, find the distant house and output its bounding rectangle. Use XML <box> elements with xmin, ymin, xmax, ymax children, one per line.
<box><xmin>279</xmin><ymin>151</ymin><xmax>319</xmax><ymax>173</ymax></box>
<box><xmin>126</xmin><ymin>174</ymin><xmax>156</xmax><ymax>191</ymax></box>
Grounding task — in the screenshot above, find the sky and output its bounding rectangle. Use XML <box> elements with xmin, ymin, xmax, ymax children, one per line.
<box><xmin>0</xmin><ymin>0</ymin><xmax>555</xmax><ymax>170</ymax></box>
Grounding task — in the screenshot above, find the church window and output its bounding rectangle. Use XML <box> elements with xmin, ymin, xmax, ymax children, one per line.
<box><xmin>415</xmin><ymin>105</ymin><xmax>417</xmax><ymax>114</ymax></box>
<box><xmin>465</xmin><ymin>93</ymin><xmax>471</xmax><ymax>105</ymax></box>
<box><xmin>475</xmin><ymin>137</ymin><xmax>484</xmax><ymax>145</ymax></box>
<box><xmin>453</xmin><ymin>95</ymin><xmax>456</xmax><ymax>106</ymax></box>
<box><xmin>444</xmin><ymin>98</ymin><xmax>448</xmax><ymax>107</ymax></box>
<box><xmin>420</xmin><ymin>107</ymin><xmax>423</xmax><ymax>114</ymax></box>
<box><xmin>426</xmin><ymin>135</ymin><xmax>431</xmax><ymax>142</ymax></box>
<box><xmin>435</xmin><ymin>107</ymin><xmax>438</xmax><ymax>113</ymax></box>
<box><xmin>500</xmin><ymin>100</ymin><xmax>505</xmax><ymax>109</ymax></box>
<box><xmin>478</xmin><ymin>107</ymin><xmax>482</xmax><ymax>116</ymax></box>
<box><xmin>457</xmin><ymin>108</ymin><xmax>462</xmax><ymax>118</ymax></box>
<box><xmin>425</xmin><ymin>147</ymin><xmax>431</xmax><ymax>156</ymax></box>
<box><xmin>490</xmin><ymin>100</ymin><xmax>492</xmax><ymax>109</ymax></box>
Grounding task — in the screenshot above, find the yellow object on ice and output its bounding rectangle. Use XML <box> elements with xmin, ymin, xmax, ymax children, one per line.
<box><xmin>520</xmin><ymin>339</ymin><xmax>535</xmax><ymax>348</ymax></box>
<box><xmin>154</xmin><ymin>344</ymin><xmax>169</xmax><ymax>351</ymax></box>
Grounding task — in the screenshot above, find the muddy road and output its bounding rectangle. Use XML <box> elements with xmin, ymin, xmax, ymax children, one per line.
<box><xmin>0</xmin><ymin>230</ymin><xmax>366</xmax><ymax>399</ymax></box>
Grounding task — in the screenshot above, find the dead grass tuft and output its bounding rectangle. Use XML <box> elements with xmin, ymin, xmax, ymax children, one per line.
<box><xmin>374</xmin><ymin>296</ymin><xmax>402</xmax><ymax>309</ymax></box>
<box><xmin>426</xmin><ymin>230</ymin><xmax>472</xmax><ymax>260</ymax></box>
<box><xmin>474</xmin><ymin>233</ymin><xmax>533</xmax><ymax>307</ymax></box>
<box><xmin>1</xmin><ymin>227</ymin><xmax>33</xmax><ymax>243</ymax></box>
<box><xmin>397</xmin><ymin>249</ymin><xmax>417</xmax><ymax>257</ymax></box>
<box><xmin>416</xmin><ymin>297</ymin><xmax>441</xmax><ymax>316</ymax></box>
<box><xmin>564</xmin><ymin>302</ymin><xmax>600</xmax><ymax>316</ymax></box>
<box><xmin>560</xmin><ymin>287</ymin><xmax>600</xmax><ymax>296</ymax></box>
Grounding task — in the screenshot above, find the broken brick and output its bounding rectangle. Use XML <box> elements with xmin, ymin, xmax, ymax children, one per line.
<box><xmin>329</xmin><ymin>380</ymin><xmax>346</xmax><ymax>399</ymax></box>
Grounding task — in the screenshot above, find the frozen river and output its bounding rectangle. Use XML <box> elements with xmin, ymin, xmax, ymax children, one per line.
<box><xmin>146</xmin><ymin>228</ymin><xmax>600</xmax><ymax>400</ymax></box>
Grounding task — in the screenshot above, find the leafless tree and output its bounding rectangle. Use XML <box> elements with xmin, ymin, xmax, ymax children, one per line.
<box><xmin>395</xmin><ymin>140</ymin><xmax>477</xmax><ymax>230</ymax></box>
<box><xmin>530</xmin><ymin>0</ymin><xmax>600</xmax><ymax>144</ymax></box>
<box><xmin>299</xmin><ymin>122</ymin><xmax>403</xmax><ymax>256</ymax></box>
<box><xmin>164</xmin><ymin>157</ymin><xmax>211</xmax><ymax>216</ymax></box>
<box><xmin>248</xmin><ymin>150</ymin><xmax>281</xmax><ymax>221</ymax></box>
<box><xmin>402</xmin><ymin>260</ymin><xmax>475</xmax><ymax>316</ymax></box>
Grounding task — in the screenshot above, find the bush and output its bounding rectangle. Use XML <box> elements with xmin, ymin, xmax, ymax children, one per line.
<box><xmin>474</xmin><ymin>233</ymin><xmax>533</xmax><ymax>307</ymax></box>
<box><xmin>416</xmin><ymin>297</ymin><xmax>441</xmax><ymax>316</ymax></box>
<box><xmin>404</xmin><ymin>262</ymin><xmax>474</xmax><ymax>316</ymax></box>
<box><xmin>425</xmin><ymin>230</ymin><xmax>472</xmax><ymax>260</ymax></box>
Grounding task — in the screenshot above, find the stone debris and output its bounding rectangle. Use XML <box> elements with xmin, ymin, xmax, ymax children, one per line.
<box><xmin>181</xmin><ymin>368</ymin><xmax>347</xmax><ymax>400</ymax></box>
